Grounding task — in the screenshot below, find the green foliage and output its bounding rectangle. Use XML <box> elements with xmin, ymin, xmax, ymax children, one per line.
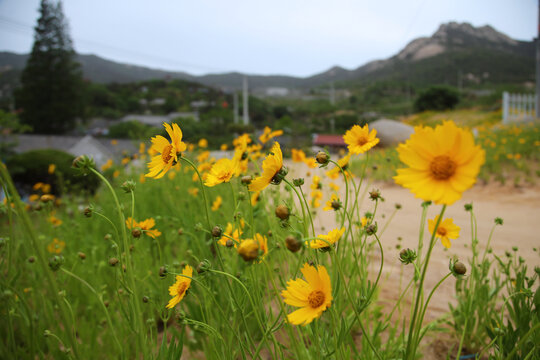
<box><xmin>5</xmin><ymin>149</ymin><xmax>99</xmax><ymax>195</ymax></box>
<box><xmin>15</xmin><ymin>0</ymin><xmax>84</xmax><ymax>134</ymax></box>
<box><xmin>0</xmin><ymin>110</ymin><xmax>31</xmax><ymax>159</ymax></box>
<box><xmin>107</xmin><ymin>120</ymin><xmax>159</xmax><ymax>140</ymax></box>
<box><xmin>413</xmin><ymin>86</ymin><xmax>460</xmax><ymax>112</ymax></box>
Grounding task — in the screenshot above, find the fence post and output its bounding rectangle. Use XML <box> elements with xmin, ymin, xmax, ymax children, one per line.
<box><xmin>503</xmin><ymin>91</ymin><xmax>509</xmax><ymax>124</ymax></box>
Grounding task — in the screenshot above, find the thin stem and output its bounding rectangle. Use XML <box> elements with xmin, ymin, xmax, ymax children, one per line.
<box><xmin>181</xmin><ymin>157</ymin><xmax>211</xmax><ymax>230</ymax></box>
<box><xmin>405</xmin><ymin>204</ymin><xmax>447</xmax><ymax>360</ymax></box>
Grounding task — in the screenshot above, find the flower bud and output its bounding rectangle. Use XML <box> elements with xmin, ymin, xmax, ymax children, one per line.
<box><xmin>226</xmin><ymin>239</ymin><xmax>234</xmax><ymax>248</ymax></box>
<box><xmin>28</xmin><ymin>256</ymin><xmax>36</xmax><ymax>263</ymax></box>
<box><xmin>83</xmin><ymin>206</ymin><xmax>93</xmax><ymax>217</ymax></box>
<box><xmin>399</xmin><ymin>248</ymin><xmax>417</xmax><ymax>265</ymax></box>
<box><xmin>78</xmin><ymin>252</ymin><xmax>86</xmax><ymax>260</ymax></box>
<box><xmin>211</xmin><ymin>226</ymin><xmax>223</xmax><ymax>238</ymax></box>
<box><xmin>177</xmin><ymin>228</ymin><xmax>184</xmax><ymax>236</ymax></box>
<box><xmin>365</xmin><ymin>223</ymin><xmax>377</xmax><ymax>236</ymax></box>
<box><xmin>48</xmin><ymin>255</ymin><xmax>64</xmax><ymax>271</ymax></box>
<box><xmin>331</xmin><ymin>200</ymin><xmax>342</xmax><ymax>210</ymax></box>
<box><xmin>72</xmin><ymin>155</ymin><xmax>96</xmax><ymax>175</ymax></box>
<box><xmin>275</xmin><ymin>204</ymin><xmax>290</xmax><ymax>220</ymax></box>
<box><xmin>237</xmin><ymin>239</ymin><xmax>259</xmax><ymax>261</ymax></box>
<box><xmin>453</xmin><ymin>261</ymin><xmax>467</xmax><ymax>275</ymax></box>
<box><xmin>108</xmin><ymin>257</ymin><xmax>119</xmax><ymax>267</ymax></box>
<box><xmin>285</xmin><ymin>235</ymin><xmax>302</xmax><ymax>253</ymax></box>
<box><xmin>395</xmin><ymin>203</ymin><xmax>402</xmax><ymax>210</ymax></box>
<box><xmin>121</xmin><ymin>180</ymin><xmax>136</xmax><ymax>193</ymax></box>
<box><xmin>197</xmin><ymin>260</ymin><xmax>211</xmax><ymax>273</ymax></box>
<box><xmin>293</xmin><ymin>178</ymin><xmax>304</xmax><ymax>186</ymax></box>
<box><xmin>369</xmin><ymin>189</ymin><xmax>381</xmax><ymax>201</ymax></box>
<box><xmin>159</xmin><ymin>265</ymin><xmax>168</xmax><ymax>277</ymax></box>
<box><xmin>142</xmin><ymin>296</ymin><xmax>149</xmax><ymax>303</ymax></box>
<box><xmin>131</xmin><ymin>228</ymin><xmax>142</xmax><ymax>238</ymax></box>
<box><xmin>494</xmin><ymin>217</ymin><xmax>503</xmax><ymax>225</ymax></box>
<box><xmin>241</xmin><ymin>176</ymin><xmax>252</xmax><ymax>185</ymax></box>
<box><xmin>464</xmin><ymin>203</ymin><xmax>473</xmax><ymax>212</ymax></box>
<box><xmin>104</xmin><ymin>233</ymin><xmax>112</xmax><ymax>241</ymax></box>
<box><xmin>315</xmin><ymin>151</ymin><xmax>329</xmax><ymax>165</ymax></box>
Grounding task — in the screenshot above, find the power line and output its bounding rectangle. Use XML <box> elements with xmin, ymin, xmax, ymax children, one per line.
<box><xmin>0</xmin><ymin>15</ymin><xmax>230</xmax><ymax>74</ymax></box>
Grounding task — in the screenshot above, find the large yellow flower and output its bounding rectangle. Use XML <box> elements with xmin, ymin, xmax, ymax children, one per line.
<box><xmin>249</xmin><ymin>142</ymin><xmax>283</xmax><ymax>192</ymax></box>
<box><xmin>308</xmin><ymin>227</ymin><xmax>345</xmax><ymax>249</ymax></box>
<box><xmin>205</xmin><ymin>158</ymin><xmax>237</xmax><ymax>187</ymax></box>
<box><xmin>281</xmin><ymin>263</ymin><xmax>332</xmax><ymax>325</ymax></box>
<box><xmin>393</xmin><ymin>121</ymin><xmax>485</xmax><ymax>205</ymax></box>
<box><xmin>343</xmin><ymin>124</ymin><xmax>379</xmax><ymax>154</ymax></box>
<box><xmin>146</xmin><ymin>123</ymin><xmax>187</xmax><ymax>179</ymax></box>
<box><xmin>428</xmin><ymin>216</ymin><xmax>460</xmax><ymax>248</ymax></box>
<box><xmin>166</xmin><ymin>265</ymin><xmax>193</xmax><ymax>309</ymax></box>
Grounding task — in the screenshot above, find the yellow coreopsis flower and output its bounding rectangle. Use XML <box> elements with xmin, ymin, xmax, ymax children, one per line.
<box><xmin>259</xmin><ymin>126</ymin><xmax>283</xmax><ymax>144</ymax></box>
<box><xmin>48</xmin><ymin>215</ymin><xmax>62</xmax><ymax>227</ymax></box>
<box><xmin>393</xmin><ymin>121</ymin><xmax>485</xmax><ymax>205</ymax></box>
<box><xmin>220</xmin><ymin>144</ymin><xmax>228</xmax><ymax>151</ymax></box>
<box><xmin>101</xmin><ymin>159</ymin><xmax>113</xmax><ymax>172</ymax></box>
<box><xmin>428</xmin><ymin>216</ymin><xmax>460</xmax><ymax>249</ymax></box>
<box><xmin>311</xmin><ymin>189</ymin><xmax>322</xmax><ymax>208</ymax></box>
<box><xmin>47</xmin><ymin>238</ymin><xmax>65</xmax><ymax>254</ymax></box>
<box><xmin>146</xmin><ymin>123</ymin><xmax>187</xmax><ymax>179</ymax></box>
<box><xmin>126</xmin><ymin>217</ymin><xmax>162</xmax><ymax>239</ymax></box>
<box><xmin>197</xmin><ymin>151</ymin><xmax>210</xmax><ymax>163</ymax></box>
<box><xmin>249</xmin><ymin>142</ymin><xmax>283</xmax><ymax>192</ymax></box>
<box><xmin>188</xmin><ymin>187</ymin><xmax>199</xmax><ymax>197</ymax></box>
<box><xmin>211</xmin><ymin>196</ymin><xmax>223</xmax><ymax>211</ymax></box>
<box><xmin>304</xmin><ymin>158</ymin><xmax>318</xmax><ymax>168</ymax></box>
<box><xmin>218</xmin><ymin>223</ymin><xmax>242</xmax><ymax>246</ymax></box>
<box><xmin>291</xmin><ymin>149</ymin><xmax>306</xmax><ymax>162</ymax></box>
<box><xmin>311</xmin><ymin>176</ymin><xmax>322</xmax><ymax>190</ymax></box>
<box><xmin>237</xmin><ymin>239</ymin><xmax>259</xmax><ymax>261</ymax></box>
<box><xmin>48</xmin><ymin>164</ymin><xmax>56</xmax><ymax>174</ymax></box>
<box><xmin>308</xmin><ymin>227</ymin><xmax>345</xmax><ymax>249</ymax></box>
<box><xmin>323</xmin><ymin>194</ymin><xmax>341</xmax><ymax>211</ymax></box>
<box><xmin>343</xmin><ymin>124</ymin><xmax>379</xmax><ymax>154</ymax></box>
<box><xmin>281</xmin><ymin>263</ymin><xmax>332</xmax><ymax>325</ymax></box>
<box><xmin>204</xmin><ymin>158</ymin><xmax>237</xmax><ymax>187</ymax></box>
<box><xmin>166</xmin><ymin>265</ymin><xmax>193</xmax><ymax>309</ymax></box>
<box><xmin>198</xmin><ymin>138</ymin><xmax>208</xmax><ymax>148</ymax></box>
<box><xmin>254</xmin><ymin>233</ymin><xmax>268</xmax><ymax>260</ymax></box>
<box><xmin>326</xmin><ymin>154</ymin><xmax>351</xmax><ymax>179</ymax></box>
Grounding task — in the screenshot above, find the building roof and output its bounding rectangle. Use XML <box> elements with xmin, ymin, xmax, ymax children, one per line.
<box><xmin>313</xmin><ymin>134</ymin><xmax>346</xmax><ymax>146</ymax></box>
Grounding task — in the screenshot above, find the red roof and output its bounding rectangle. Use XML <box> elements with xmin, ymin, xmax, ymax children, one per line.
<box><xmin>313</xmin><ymin>134</ymin><xmax>346</xmax><ymax>146</ymax></box>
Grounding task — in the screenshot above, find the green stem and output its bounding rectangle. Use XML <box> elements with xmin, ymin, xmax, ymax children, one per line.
<box><xmin>0</xmin><ymin>165</ymin><xmax>80</xmax><ymax>359</ymax></box>
<box><xmin>298</xmin><ymin>185</ymin><xmax>316</xmax><ymax>236</ymax></box>
<box><xmin>61</xmin><ymin>268</ymin><xmax>122</xmax><ymax>354</ymax></box>
<box><xmin>181</xmin><ymin>157</ymin><xmax>211</xmax><ymax>230</ymax></box>
<box><xmin>282</xmin><ymin>178</ymin><xmax>309</xmax><ymax>237</ymax></box>
<box><xmin>89</xmin><ymin>168</ymin><xmax>146</xmax><ymax>356</ymax></box>
<box><xmin>405</xmin><ymin>204</ymin><xmax>447</xmax><ymax>360</ymax></box>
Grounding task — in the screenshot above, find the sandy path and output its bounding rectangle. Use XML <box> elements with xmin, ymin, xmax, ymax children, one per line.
<box><xmin>286</xmin><ymin>160</ymin><xmax>540</xmax><ymax>322</ymax></box>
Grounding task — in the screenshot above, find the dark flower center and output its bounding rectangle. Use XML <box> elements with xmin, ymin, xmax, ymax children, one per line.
<box><xmin>161</xmin><ymin>144</ymin><xmax>173</xmax><ymax>163</ymax></box>
<box><xmin>430</xmin><ymin>155</ymin><xmax>457</xmax><ymax>180</ymax></box>
<box><xmin>308</xmin><ymin>290</ymin><xmax>325</xmax><ymax>308</ymax></box>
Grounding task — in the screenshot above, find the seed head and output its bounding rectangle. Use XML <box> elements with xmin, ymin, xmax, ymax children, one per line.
<box><xmin>369</xmin><ymin>189</ymin><xmax>381</xmax><ymax>201</ymax></box>
<box><xmin>131</xmin><ymin>228</ymin><xmax>142</xmax><ymax>238</ymax></box>
<box><xmin>275</xmin><ymin>204</ymin><xmax>290</xmax><ymax>220</ymax></box>
<box><xmin>453</xmin><ymin>261</ymin><xmax>467</xmax><ymax>275</ymax></box>
<box><xmin>285</xmin><ymin>235</ymin><xmax>302</xmax><ymax>253</ymax></box>
<box><xmin>48</xmin><ymin>255</ymin><xmax>64</xmax><ymax>271</ymax></box>
<box><xmin>211</xmin><ymin>225</ymin><xmax>223</xmax><ymax>238</ymax></box>
<box><xmin>159</xmin><ymin>266</ymin><xmax>168</xmax><ymax>277</ymax></box>
<box><xmin>464</xmin><ymin>203</ymin><xmax>473</xmax><ymax>212</ymax></box>
<box><xmin>83</xmin><ymin>206</ymin><xmax>93</xmax><ymax>217</ymax></box>
<box><xmin>365</xmin><ymin>223</ymin><xmax>377</xmax><ymax>236</ymax></box>
<box><xmin>197</xmin><ymin>260</ymin><xmax>211</xmax><ymax>273</ymax></box>
<box><xmin>241</xmin><ymin>175</ymin><xmax>252</xmax><ymax>185</ymax></box>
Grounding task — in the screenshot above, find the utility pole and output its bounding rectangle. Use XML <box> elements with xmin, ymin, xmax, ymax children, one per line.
<box><xmin>242</xmin><ymin>76</ymin><xmax>249</xmax><ymax>125</ymax></box>
<box><xmin>233</xmin><ymin>91</ymin><xmax>238</xmax><ymax>124</ymax></box>
<box><xmin>536</xmin><ymin>0</ymin><xmax>540</xmax><ymax>118</ymax></box>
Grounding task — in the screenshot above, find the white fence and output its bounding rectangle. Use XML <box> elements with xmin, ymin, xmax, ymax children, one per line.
<box><xmin>502</xmin><ymin>92</ymin><xmax>537</xmax><ymax>124</ymax></box>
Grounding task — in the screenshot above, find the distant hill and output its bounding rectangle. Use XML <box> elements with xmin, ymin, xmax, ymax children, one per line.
<box><xmin>0</xmin><ymin>22</ymin><xmax>535</xmax><ymax>97</ymax></box>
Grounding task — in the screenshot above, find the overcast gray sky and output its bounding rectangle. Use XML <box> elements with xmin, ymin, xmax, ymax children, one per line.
<box><xmin>0</xmin><ymin>0</ymin><xmax>536</xmax><ymax>77</ymax></box>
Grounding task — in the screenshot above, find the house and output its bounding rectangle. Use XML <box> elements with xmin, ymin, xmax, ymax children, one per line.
<box><xmin>312</xmin><ymin>134</ymin><xmax>346</xmax><ymax>153</ymax></box>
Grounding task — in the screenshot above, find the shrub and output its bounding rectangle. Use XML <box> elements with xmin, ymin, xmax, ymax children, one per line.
<box><xmin>414</xmin><ymin>85</ymin><xmax>460</xmax><ymax>112</ymax></box>
<box><xmin>107</xmin><ymin>120</ymin><xmax>158</xmax><ymax>139</ymax></box>
<box><xmin>5</xmin><ymin>149</ymin><xmax>100</xmax><ymax>196</ymax></box>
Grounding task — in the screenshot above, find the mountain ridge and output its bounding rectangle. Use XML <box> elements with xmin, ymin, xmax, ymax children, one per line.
<box><xmin>0</xmin><ymin>21</ymin><xmax>535</xmax><ymax>93</ymax></box>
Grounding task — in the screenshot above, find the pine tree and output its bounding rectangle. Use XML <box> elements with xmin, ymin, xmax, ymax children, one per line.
<box><xmin>15</xmin><ymin>0</ymin><xmax>84</xmax><ymax>134</ymax></box>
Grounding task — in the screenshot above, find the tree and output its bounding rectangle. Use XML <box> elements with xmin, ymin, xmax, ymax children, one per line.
<box><xmin>413</xmin><ymin>85</ymin><xmax>460</xmax><ymax>112</ymax></box>
<box><xmin>15</xmin><ymin>0</ymin><xmax>84</xmax><ymax>134</ymax></box>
